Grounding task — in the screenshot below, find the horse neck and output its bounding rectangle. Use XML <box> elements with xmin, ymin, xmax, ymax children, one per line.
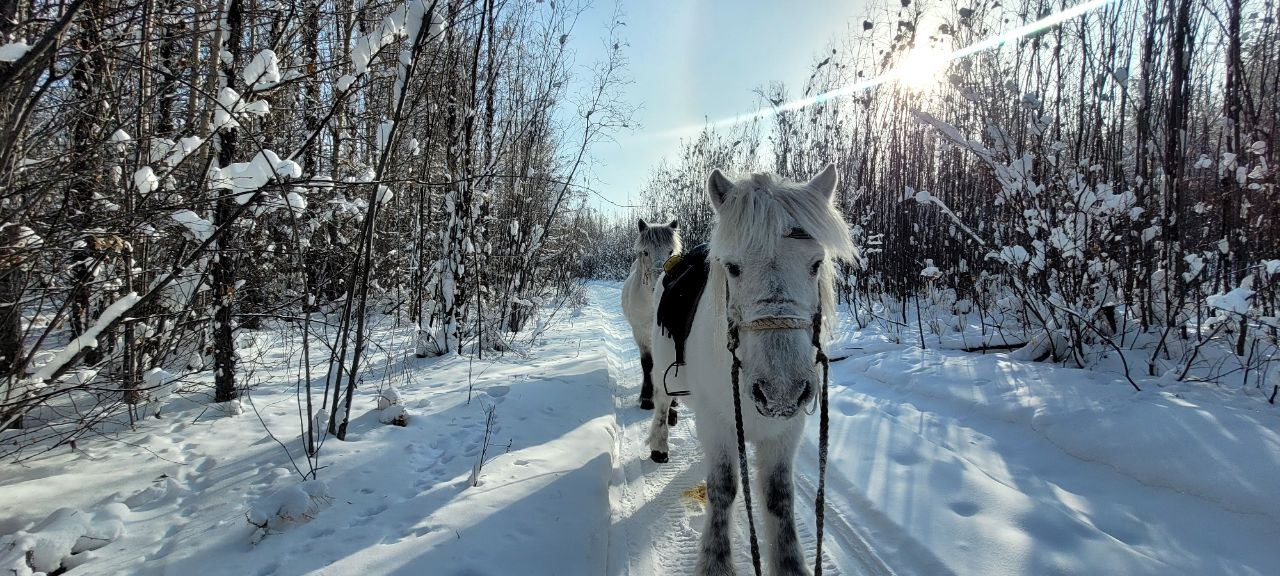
<box><xmin>631</xmin><ymin>253</ymin><xmax>658</xmax><ymax>285</ymax></box>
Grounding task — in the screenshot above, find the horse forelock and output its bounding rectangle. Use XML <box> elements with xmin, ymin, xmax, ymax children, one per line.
<box><xmin>634</xmin><ymin>224</ymin><xmax>682</xmax><ymax>256</ymax></box>
<box><xmin>709</xmin><ymin>172</ymin><xmax>856</xmax><ymax>263</ymax></box>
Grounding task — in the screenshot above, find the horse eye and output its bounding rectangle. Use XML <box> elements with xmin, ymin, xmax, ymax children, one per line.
<box><xmin>725</xmin><ymin>262</ymin><xmax>742</xmax><ymax>277</ymax></box>
<box><xmin>810</xmin><ymin>260</ymin><xmax>822</xmax><ymax>276</ymax></box>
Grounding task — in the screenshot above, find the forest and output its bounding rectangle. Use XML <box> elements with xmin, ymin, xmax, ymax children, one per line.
<box><xmin>1</xmin><ymin>0</ymin><xmax>630</xmax><ymax>458</ymax></box>
<box><xmin>1</xmin><ymin>0</ymin><xmax>1278</xmax><ymax>573</ymax></box>
<box><xmin>590</xmin><ymin>0</ymin><xmax>1279</xmax><ymax>390</ymax></box>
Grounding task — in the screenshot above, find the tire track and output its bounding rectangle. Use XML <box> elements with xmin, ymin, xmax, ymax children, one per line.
<box><xmin>592</xmin><ymin>282</ymin><xmax>705</xmax><ymax>576</ymax></box>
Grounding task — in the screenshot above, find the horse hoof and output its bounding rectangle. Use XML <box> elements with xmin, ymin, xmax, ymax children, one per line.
<box><xmin>650</xmin><ymin>450</ymin><xmax>669</xmax><ymax>463</ymax></box>
<box><xmin>639</xmin><ymin>398</ymin><xmax>654</xmax><ymax>410</ymax></box>
<box><xmin>667</xmin><ymin>407</ymin><xmax>678</xmax><ymax>426</ymax></box>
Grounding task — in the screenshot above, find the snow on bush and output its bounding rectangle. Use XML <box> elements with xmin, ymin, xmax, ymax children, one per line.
<box><xmin>208</xmin><ymin>150</ymin><xmax>302</xmax><ymax>202</ymax></box>
<box><xmin>142</xmin><ymin>367</ymin><xmax>179</xmax><ymax>401</ymax></box>
<box><xmin>211</xmin><ymin>87</ymin><xmax>269</xmax><ymax>131</ymax></box>
<box><xmin>109</xmin><ymin>128</ymin><xmax>131</xmax><ymax>145</ymax></box>
<box><xmin>246</xmin><ymin>480</ymin><xmax>330</xmax><ymax>543</ymax></box>
<box><xmin>377</xmin><ymin>386</ymin><xmax>407</xmax><ymax>425</ymax></box>
<box><xmin>379</xmin><ymin>404</ymin><xmax>408</xmax><ymax>426</ymax></box>
<box><xmin>133</xmin><ymin>166</ymin><xmax>159</xmax><ymax>194</ymax></box>
<box><xmin>1206</xmin><ymin>277</ymin><xmax>1255</xmax><ymax>315</ymax></box>
<box><xmin>0</xmin><ymin>41</ymin><xmax>30</xmax><ymax>63</ymax></box>
<box><xmin>171</xmin><ymin>209</ymin><xmax>213</xmax><ymax>242</ymax></box>
<box><xmin>376</xmin><ymin>386</ymin><xmax>402</xmax><ymax>410</ymax></box>
<box><xmin>0</xmin><ymin>505</ymin><xmax>127</xmax><ymax>576</ymax></box>
<box><xmin>28</xmin><ymin>293</ymin><xmax>140</xmax><ymax>384</ymax></box>
<box><xmin>242</xmin><ymin>49</ymin><xmax>282</xmax><ymax>91</ymax></box>
<box><xmin>286</xmin><ymin>189</ymin><xmax>307</xmax><ymax>213</ymax></box>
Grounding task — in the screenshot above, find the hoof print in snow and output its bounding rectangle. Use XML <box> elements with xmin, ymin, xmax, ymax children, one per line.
<box><xmin>650</xmin><ymin>450</ymin><xmax>669</xmax><ymax>463</ymax></box>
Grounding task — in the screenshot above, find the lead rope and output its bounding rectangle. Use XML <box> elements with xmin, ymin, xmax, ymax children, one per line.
<box><xmin>812</xmin><ymin>311</ymin><xmax>830</xmax><ymax>576</ymax></box>
<box><xmin>727</xmin><ymin>284</ymin><xmax>764</xmax><ymax>576</ymax></box>
<box><xmin>726</xmin><ymin>283</ymin><xmax>830</xmax><ymax>576</ymax></box>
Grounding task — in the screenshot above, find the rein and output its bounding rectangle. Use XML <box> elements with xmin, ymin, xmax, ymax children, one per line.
<box><xmin>725</xmin><ymin>283</ymin><xmax>831</xmax><ymax>576</ymax></box>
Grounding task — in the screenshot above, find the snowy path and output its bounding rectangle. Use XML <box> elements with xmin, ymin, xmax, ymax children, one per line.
<box><xmin>588</xmin><ymin>282</ymin><xmax>883</xmax><ymax>576</ymax></box>
<box><xmin>5</xmin><ymin>282</ymin><xmax>1277</xmax><ymax>576</ymax></box>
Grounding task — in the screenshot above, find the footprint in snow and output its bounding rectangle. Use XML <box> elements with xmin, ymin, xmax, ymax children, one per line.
<box><xmin>195</xmin><ymin>456</ymin><xmax>218</xmax><ymax>473</ymax></box>
<box><xmin>485</xmin><ymin>385</ymin><xmax>511</xmax><ymax>399</ymax></box>
<box><xmin>949</xmin><ymin>501</ymin><xmax>980</xmax><ymax>517</ymax></box>
<box><xmin>835</xmin><ymin>398</ymin><xmax>860</xmax><ymax>416</ymax></box>
<box><xmin>890</xmin><ymin>449</ymin><xmax>923</xmax><ymax>466</ymax></box>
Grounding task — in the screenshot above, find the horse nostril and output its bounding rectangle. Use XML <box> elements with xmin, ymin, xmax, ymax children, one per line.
<box><xmin>751</xmin><ymin>380</ymin><xmax>768</xmax><ymax>408</ymax></box>
<box><xmin>796</xmin><ymin>380</ymin><xmax>814</xmax><ymax>407</ymax></box>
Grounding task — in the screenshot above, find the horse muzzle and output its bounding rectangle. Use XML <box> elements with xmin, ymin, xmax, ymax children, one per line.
<box><xmin>733</xmin><ymin>314</ymin><xmax>820</xmax><ymax>419</ymax></box>
<box><xmin>751</xmin><ymin>377</ymin><xmax>813</xmax><ymax>419</ymax></box>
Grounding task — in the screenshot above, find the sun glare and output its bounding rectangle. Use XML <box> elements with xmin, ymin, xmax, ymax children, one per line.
<box><xmin>896</xmin><ymin>45</ymin><xmax>950</xmax><ymax>92</ymax></box>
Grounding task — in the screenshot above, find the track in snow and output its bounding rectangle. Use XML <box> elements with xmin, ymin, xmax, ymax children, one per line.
<box><xmin>589</xmin><ymin>282</ymin><xmax>884</xmax><ymax>576</ymax></box>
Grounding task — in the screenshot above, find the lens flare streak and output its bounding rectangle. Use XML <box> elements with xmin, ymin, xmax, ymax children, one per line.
<box><xmin>638</xmin><ymin>0</ymin><xmax>1117</xmax><ymax>142</ymax></box>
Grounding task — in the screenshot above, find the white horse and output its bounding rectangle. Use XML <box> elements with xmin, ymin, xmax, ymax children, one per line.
<box><xmin>621</xmin><ymin>218</ymin><xmax>681</xmax><ymax>412</ymax></box>
<box><xmin>647</xmin><ymin>165</ymin><xmax>855</xmax><ymax>575</ymax></box>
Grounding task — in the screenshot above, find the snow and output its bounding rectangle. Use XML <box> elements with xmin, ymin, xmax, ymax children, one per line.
<box><xmin>28</xmin><ymin>293</ymin><xmax>140</xmax><ymax>384</ymax></box>
<box><xmin>209</xmin><ymin>150</ymin><xmax>302</xmax><ymax>202</ymax></box>
<box><xmin>212</xmin><ymin>88</ymin><xmax>270</xmax><ymax>132</ymax></box>
<box><xmin>0</xmin><ymin>505</ymin><xmax>127</xmax><ymax>576</ymax></box>
<box><xmin>286</xmin><ymin>190</ymin><xmax>307</xmax><ymax>212</ymax></box>
<box><xmin>171</xmin><ymin>209</ymin><xmax>213</xmax><ymax>242</ymax></box>
<box><xmin>242</xmin><ymin>49</ymin><xmax>282</xmax><ymax>91</ymax></box>
<box><xmin>133</xmin><ymin>166</ymin><xmax>159</xmax><ymax>194</ymax></box>
<box><xmin>2</xmin><ymin>283</ymin><xmax>1276</xmax><ymax>576</ymax></box>
<box><xmin>1207</xmin><ymin>283</ymin><xmax>1255</xmax><ymax>315</ymax></box>
<box><xmin>109</xmin><ymin>129</ymin><xmax>132</xmax><ymax>144</ymax></box>
<box><xmin>246</xmin><ymin>479</ymin><xmax>330</xmax><ymax>544</ymax></box>
<box><xmin>142</xmin><ymin>367</ymin><xmax>179</xmax><ymax>401</ymax></box>
<box><xmin>0</xmin><ymin>41</ymin><xmax>30</xmax><ymax>63</ymax></box>
<box><xmin>335</xmin><ymin>74</ymin><xmax>356</xmax><ymax>92</ymax></box>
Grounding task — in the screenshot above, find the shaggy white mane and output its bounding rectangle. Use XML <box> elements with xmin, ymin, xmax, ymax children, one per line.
<box><xmin>633</xmin><ymin>224</ymin><xmax>682</xmax><ymax>257</ymax></box>
<box><xmin>709</xmin><ymin>172</ymin><xmax>856</xmax><ymax>262</ymax></box>
<box><xmin>707</xmin><ymin>171</ymin><xmax>858</xmax><ymax>344</ymax></box>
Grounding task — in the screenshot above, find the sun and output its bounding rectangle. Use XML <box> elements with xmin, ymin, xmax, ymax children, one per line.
<box><xmin>895</xmin><ymin>44</ymin><xmax>951</xmax><ymax>92</ymax></box>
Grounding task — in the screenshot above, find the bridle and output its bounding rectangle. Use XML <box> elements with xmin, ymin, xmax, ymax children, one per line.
<box><xmin>725</xmin><ymin>280</ymin><xmax>831</xmax><ymax>576</ymax></box>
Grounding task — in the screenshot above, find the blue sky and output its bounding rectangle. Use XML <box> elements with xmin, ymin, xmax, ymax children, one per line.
<box><xmin>564</xmin><ymin>0</ymin><xmax>867</xmax><ymax>214</ymax></box>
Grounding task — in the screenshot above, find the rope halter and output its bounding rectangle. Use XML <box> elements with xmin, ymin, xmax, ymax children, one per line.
<box><xmin>735</xmin><ymin>315</ymin><xmax>813</xmax><ymax>332</ymax></box>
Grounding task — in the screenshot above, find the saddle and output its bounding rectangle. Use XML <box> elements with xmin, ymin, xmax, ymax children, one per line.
<box><xmin>656</xmin><ymin>243</ymin><xmax>711</xmax><ymax>368</ymax></box>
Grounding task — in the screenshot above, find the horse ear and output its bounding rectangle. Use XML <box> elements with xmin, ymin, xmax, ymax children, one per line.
<box><xmin>637</xmin><ymin>219</ymin><xmax>648</xmax><ymax>232</ymax></box>
<box><xmin>668</xmin><ymin>219</ymin><xmax>678</xmax><ymax>229</ymax></box>
<box><xmin>707</xmin><ymin>169</ymin><xmax>734</xmax><ymax>212</ymax></box>
<box><xmin>808</xmin><ymin>163</ymin><xmax>838</xmax><ymax>202</ymax></box>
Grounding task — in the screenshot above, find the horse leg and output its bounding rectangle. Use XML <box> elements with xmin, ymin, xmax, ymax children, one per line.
<box><xmin>646</xmin><ymin>391</ymin><xmax>673</xmax><ymax>462</ymax></box>
<box><xmin>639</xmin><ymin>351</ymin><xmax>655</xmax><ymax>410</ymax></box>
<box><xmin>755</xmin><ymin>430</ymin><xmax>808</xmax><ymax>575</ymax></box>
<box><xmin>696</xmin><ymin>439</ymin><xmax>738</xmax><ymax>576</ymax></box>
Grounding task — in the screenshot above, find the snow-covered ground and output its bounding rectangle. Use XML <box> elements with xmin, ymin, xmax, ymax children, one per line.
<box><xmin>3</xmin><ymin>282</ymin><xmax>1278</xmax><ymax>575</ymax></box>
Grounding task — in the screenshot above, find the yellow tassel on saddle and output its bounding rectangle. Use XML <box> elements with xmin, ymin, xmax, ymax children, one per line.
<box><xmin>663</xmin><ymin>253</ymin><xmax>683</xmax><ymax>273</ymax></box>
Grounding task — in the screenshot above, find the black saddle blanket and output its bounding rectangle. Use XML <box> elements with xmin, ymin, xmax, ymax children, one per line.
<box><xmin>656</xmin><ymin>243</ymin><xmax>710</xmax><ymax>366</ymax></box>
